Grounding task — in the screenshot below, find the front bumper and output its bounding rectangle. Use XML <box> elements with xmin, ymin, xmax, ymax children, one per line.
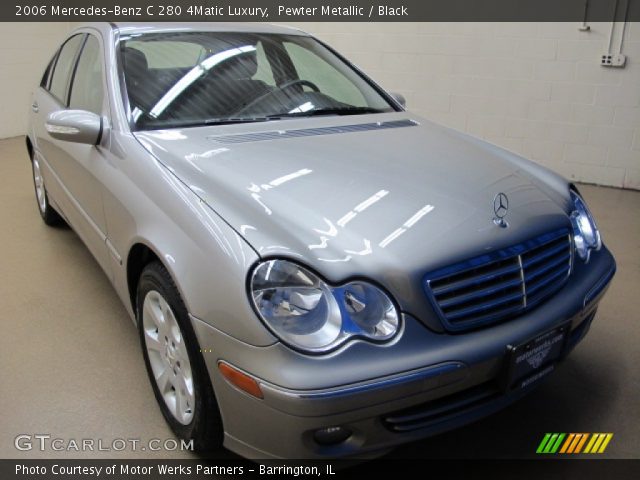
<box><xmin>191</xmin><ymin>247</ymin><xmax>615</xmax><ymax>459</ymax></box>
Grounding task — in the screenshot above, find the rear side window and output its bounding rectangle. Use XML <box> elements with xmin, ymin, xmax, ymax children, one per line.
<box><xmin>69</xmin><ymin>35</ymin><xmax>104</xmax><ymax>115</ymax></box>
<box><xmin>49</xmin><ymin>34</ymin><xmax>85</xmax><ymax>104</ymax></box>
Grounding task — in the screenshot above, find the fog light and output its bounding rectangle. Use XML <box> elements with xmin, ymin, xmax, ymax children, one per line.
<box><xmin>313</xmin><ymin>426</ymin><xmax>352</xmax><ymax>446</ymax></box>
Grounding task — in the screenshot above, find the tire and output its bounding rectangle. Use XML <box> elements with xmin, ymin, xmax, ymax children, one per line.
<box><xmin>136</xmin><ymin>261</ymin><xmax>223</xmax><ymax>452</ymax></box>
<box><xmin>31</xmin><ymin>155</ymin><xmax>63</xmax><ymax>226</ymax></box>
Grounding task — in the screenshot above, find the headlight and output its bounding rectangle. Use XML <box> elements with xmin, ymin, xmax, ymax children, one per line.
<box><xmin>250</xmin><ymin>259</ymin><xmax>399</xmax><ymax>353</ymax></box>
<box><xmin>570</xmin><ymin>190</ymin><xmax>601</xmax><ymax>262</ymax></box>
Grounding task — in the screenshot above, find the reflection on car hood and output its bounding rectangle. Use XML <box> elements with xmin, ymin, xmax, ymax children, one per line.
<box><xmin>135</xmin><ymin>112</ymin><xmax>571</xmax><ymax>324</ymax></box>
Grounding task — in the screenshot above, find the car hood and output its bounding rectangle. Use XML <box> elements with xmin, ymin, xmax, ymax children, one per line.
<box><xmin>135</xmin><ymin>112</ymin><xmax>572</xmax><ymax>329</ymax></box>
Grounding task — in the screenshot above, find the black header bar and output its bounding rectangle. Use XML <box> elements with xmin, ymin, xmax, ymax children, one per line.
<box><xmin>4</xmin><ymin>0</ymin><xmax>640</xmax><ymax>22</ymax></box>
<box><xmin>3</xmin><ymin>459</ymin><xmax>640</xmax><ymax>480</ymax></box>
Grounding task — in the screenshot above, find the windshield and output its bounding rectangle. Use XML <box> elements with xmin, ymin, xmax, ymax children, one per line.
<box><xmin>119</xmin><ymin>31</ymin><xmax>397</xmax><ymax>130</ymax></box>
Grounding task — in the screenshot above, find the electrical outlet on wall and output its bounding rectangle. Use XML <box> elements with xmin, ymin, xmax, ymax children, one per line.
<box><xmin>601</xmin><ymin>53</ymin><xmax>627</xmax><ymax>67</ymax></box>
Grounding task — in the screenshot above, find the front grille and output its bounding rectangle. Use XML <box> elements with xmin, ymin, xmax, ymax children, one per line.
<box><xmin>425</xmin><ymin>229</ymin><xmax>572</xmax><ymax>332</ymax></box>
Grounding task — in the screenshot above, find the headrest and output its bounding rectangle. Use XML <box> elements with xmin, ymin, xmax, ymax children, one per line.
<box><xmin>123</xmin><ymin>47</ymin><xmax>148</xmax><ymax>75</ymax></box>
<box><xmin>215</xmin><ymin>50</ymin><xmax>258</xmax><ymax>80</ymax></box>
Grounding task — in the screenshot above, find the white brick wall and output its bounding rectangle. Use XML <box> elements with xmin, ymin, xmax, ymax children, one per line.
<box><xmin>0</xmin><ymin>23</ymin><xmax>71</xmax><ymax>139</ymax></box>
<box><xmin>0</xmin><ymin>22</ymin><xmax>637</xmax><ymax>189</ymax></box>
<box><xmin>284</xmin><ymin>22</ymin><xmax>640</xmax><ymax>190</ymax></box>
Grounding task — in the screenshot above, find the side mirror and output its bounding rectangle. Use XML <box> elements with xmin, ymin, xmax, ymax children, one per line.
<box><xmin>45</xmin><ymin>110</ymin><xmax>102</xmax><ymax>145</ymax></box>
<box><xmin>390</xmin><ymin>92</ymin><xmax>406</xmax><ymax>108</ymax></box>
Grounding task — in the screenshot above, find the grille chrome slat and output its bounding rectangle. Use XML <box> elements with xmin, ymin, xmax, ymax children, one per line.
<box><xmin>446</xmin><ymin>303</ymin><xmax>525</xmax><ymax>326</ymax></box>
<box><xmin>430</xmin><ymin>262</ymin><xmax>522</xmax><ymax>296</ymax></box>
<box><xmin>425</xmin><ymin>230</ymin><xmax>572</xmax><ymax>331</ymax></box>
<box><xmin>523</xmin><ymin>253</ymin><xmax>570</xmax><ymax>282</ymax></box>
<box><xmin>521</xmin><ymin>241</ymin><xmax>568</xmax><ymax>268</ymax></box>
<box><xmin>526</xmin><ymin>267</ymin><xmax>570</xmax><ymax>297</ymax></box>
<box><xmin>445</xmin><ymin>291</ymin><xmax>524</xmax><ymax>320</ymax></box>
<box><xmin>437</xmin><ymin>277</ymin><xmax>524</xmax><ymax>309</ymax></box>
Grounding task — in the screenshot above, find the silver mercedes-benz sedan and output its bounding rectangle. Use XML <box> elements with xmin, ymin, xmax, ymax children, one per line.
<box><xmin>27</xmin><ymin>22</ymin><xmax>616</xmax><ymax>459</ymax></box>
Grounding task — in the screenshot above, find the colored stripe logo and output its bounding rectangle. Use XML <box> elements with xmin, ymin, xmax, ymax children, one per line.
<box><xmin>536</xmin><ymin>433</ymin><xmax>613</xmax><ymax>454</ymax></box>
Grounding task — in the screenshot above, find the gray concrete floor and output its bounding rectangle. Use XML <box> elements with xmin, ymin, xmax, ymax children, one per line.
<box><xmin>0</xmin><ymin>136</ymin><xmax>638</xmax><ymax>459</ymax></box>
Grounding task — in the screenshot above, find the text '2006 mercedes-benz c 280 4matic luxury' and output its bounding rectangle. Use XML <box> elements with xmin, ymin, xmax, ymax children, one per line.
<box><xmin>27</xmin><ymin>23</ymin><xmax>616</xmax><ymax>459</ymax></box>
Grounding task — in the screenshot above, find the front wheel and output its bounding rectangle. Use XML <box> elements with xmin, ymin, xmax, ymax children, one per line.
<box><xmin>137</xmin><ymin>261</ymin><xmax>223</xmax><ymax>452</ymax></box>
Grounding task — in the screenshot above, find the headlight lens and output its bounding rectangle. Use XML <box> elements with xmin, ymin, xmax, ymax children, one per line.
<box><xmin>250</xmin><ymin>260</ymin><xmax>399</xmax><ymax>353</ymax></box>
<box><xmin>570</xmin><ymin>190</ymin><xmax>601</xmax><ymax>261</ymax></box>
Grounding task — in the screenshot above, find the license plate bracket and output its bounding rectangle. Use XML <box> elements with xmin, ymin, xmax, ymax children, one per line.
<box><xmin>503</xmin><ymin>322</ymin><xmax>570</xmax><ymax>392</ymax></box>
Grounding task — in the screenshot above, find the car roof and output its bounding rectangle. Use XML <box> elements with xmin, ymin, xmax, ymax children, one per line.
<box><xmin>109</xmin><ymin>22</ymin><xmax>309</xmax><ymax>36</ymax></box>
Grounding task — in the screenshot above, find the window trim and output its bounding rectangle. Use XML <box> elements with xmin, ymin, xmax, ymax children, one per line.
<box><xmin>40</xmin><ymin>51</ymin><xmax>59</xmax><ymax>90</ymax></box>
<box><xmin>65</xmin><ymin>35</ymin><xmax>89</xmax><ymax>107</ymax></box>
<box><xmin>114</xmin><ymin>31</ymin><xmax>135</xmax><ymax>132</ymax></box>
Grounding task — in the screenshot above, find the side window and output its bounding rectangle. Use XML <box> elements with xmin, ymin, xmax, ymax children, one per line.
<box><xmin>283</xmin><ymin>42</ymin><xmax>366</xmax><ymax>107</ymax></box>
<box><xmin>69</xmin><ymin>35</ymin><xmax>104</xmax><ymax>115</ymax></box>
<box><xmin>49</xmin><ymin>34</ymin><xmax>85</xmax><ymax>104</ymax></box>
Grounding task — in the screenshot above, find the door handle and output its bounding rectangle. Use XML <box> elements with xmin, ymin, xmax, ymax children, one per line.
<box><xmin>31</xmin><ymin>102</ymin><xmax>39</xmax><ymax>113</ymax></box>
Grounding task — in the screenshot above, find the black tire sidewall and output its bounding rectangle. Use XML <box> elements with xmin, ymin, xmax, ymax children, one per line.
<box><xmin>136</xmin><ymin>262</ymin><xmax>223</xmax><ymax>451</ymax></box>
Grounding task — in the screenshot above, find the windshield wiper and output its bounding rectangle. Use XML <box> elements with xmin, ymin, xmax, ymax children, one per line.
<box><xmin>202</xmin><ymin>108</ymin><xmax>384</xmax><ymax>124</ymax></box>
<box><xmin>267</xmin><ymin>107</ymin><xmax>386</xmax><ymax>119</ymax></box>
<box><xmin>138</xmin><ymin>108</ymin><xmax>386</xmax><ymax>130</ymax></box>
<box><xmin>202</xmin><ymin>117</ymin><xmax>274</xmax><ymax>125</ymax></box>
<box><xmin>139</xmin><ymin>117</ymin><xmax>278</xmax><ymax>130</ymax></box>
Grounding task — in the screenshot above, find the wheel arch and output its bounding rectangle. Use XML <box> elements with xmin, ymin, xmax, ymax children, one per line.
<box><xmin>126</xmin><ymin>242</ymin><xmax>162</xmax><ymax>319</ymax></box>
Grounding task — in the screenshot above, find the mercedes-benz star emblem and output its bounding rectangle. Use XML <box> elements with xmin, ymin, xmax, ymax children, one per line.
<box><xmin>493</xmin><ymin>192</ymin><xmax>509</xmax><ymax>228</ymax></box>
